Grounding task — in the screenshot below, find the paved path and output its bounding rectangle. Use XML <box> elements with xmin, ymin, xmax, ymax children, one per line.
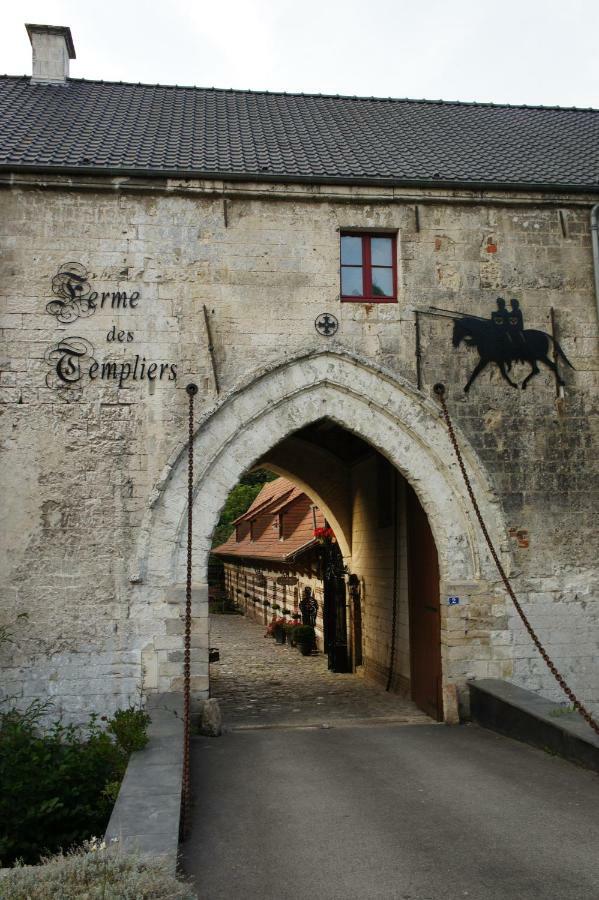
<box><xmin>182</xmin><ymin>725</ymin><xmax>599</xmax><ymax>899</ymax></box>
<box><xmin>208</xmin><ymin>612</ymin><xmax>431</xmax><ymax>728</ymax></box>
<box><xmin>182</xmin><ymin>613</ymin><xmax>599</xmax><ymax>899</ymax></box>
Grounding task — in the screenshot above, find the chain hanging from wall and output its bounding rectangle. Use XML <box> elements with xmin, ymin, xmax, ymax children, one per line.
<box><xmin>433</xmin><ymin>382</ymin><xmax>599</xmax><ymax>737</ymax></box>
<box><xmin>180</xmin><ymin>382</ymin><xmax>198</xmax><ymax>840</ymax></box>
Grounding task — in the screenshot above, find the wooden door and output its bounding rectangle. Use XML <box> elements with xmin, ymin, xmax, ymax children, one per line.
<box><xmin>406</xmin><ymin>485</ymin><xmax>442</xmax><ymax>720</ymax></box>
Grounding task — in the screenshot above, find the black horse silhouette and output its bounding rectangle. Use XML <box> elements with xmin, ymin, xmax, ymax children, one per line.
<box><xmin>452</xmin><ymin>316</ymin><xmax>574</xmax><ymax>392</ymax></box>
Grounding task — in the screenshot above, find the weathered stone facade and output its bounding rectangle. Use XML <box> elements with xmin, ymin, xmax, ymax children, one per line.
<box><xmin>1</xmin><ymin>174</ymin><xmax>597</xmax><ymax>721</ymax></box>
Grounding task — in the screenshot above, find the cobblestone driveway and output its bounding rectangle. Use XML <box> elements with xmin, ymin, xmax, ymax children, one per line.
<box><xmin>209</xmin><ymin>612</ymin><xmax>432</xmax><ymax>729</ymax></box>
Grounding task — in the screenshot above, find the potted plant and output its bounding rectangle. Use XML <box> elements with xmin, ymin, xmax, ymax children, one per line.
<box><xmin>265</xmin><ymin>617</ymin><xmax>287</xmax><ymax>643</ymax></box>
<box><xmin>273</xmin><ymin>618</ymin><xmax>287</xmax><ymax>644</ymax></box>
<box><xmin>284</xmin><ymin>621</ymin><xmax>298</xmax><ymax>646</ymax></box>
<box><xmin>293</xmin><ymin>625</ymin><xmax>316</xmax><ymax>656</ymax></box>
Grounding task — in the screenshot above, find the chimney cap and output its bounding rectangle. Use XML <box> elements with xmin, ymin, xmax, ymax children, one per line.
<box><xmin>25</xmin><ymin>24</ymin><xmax>76</xmax><ymax>59</ymax></box>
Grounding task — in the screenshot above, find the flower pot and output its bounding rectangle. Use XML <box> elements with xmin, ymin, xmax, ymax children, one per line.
<box><xmin>297</xmin><ymin>641</ymin><xmax>314</xmax><ymax>656</ymax></box>
<box><xmin>274</xmin><ymin>626</ymin><xmax>286</xmax><ymax>645</ymax></box>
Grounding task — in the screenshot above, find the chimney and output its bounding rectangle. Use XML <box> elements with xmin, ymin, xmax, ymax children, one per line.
<box><xmin>26</xmin><ymin>24</ymin><xmax>76</xmax><ymax>84</ymax></box>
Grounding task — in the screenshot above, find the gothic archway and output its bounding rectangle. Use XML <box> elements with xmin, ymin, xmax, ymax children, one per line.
<box><xmin>135</xmin><ymin>347</ymin><xmax>509</xmax><ymax>717</ymax></box>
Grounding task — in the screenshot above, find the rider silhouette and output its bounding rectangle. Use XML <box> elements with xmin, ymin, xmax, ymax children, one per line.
<box><xmin>491</xmin><ymin>297</ymin><xmax>526</xmax><ymax>355</ymax></box>
<box><xmin>508</xmin><ymin>298</ymin><xmax>526</xmax><ymax>352</ymax></box>
<box><xmin>491</xmin><ymin>297</ymin><xmax>509</xmax><ymax>328</ymax></box>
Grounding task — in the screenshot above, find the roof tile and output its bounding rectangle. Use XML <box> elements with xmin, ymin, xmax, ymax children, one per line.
<box><xmin>0</xmin><ymin>77</ymin><xmax>597</xmax><ymax>189</ymax></box>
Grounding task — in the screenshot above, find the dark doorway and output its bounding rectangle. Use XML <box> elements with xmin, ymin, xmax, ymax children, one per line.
<box><xmin>322</xmin><ymin>541</ymin><xmax>350</xmax><ymax>673</ymax></box>
<box><xmin>406</xmin><ymin>484</ymin><xmax>442</xmax><ymax>719</ymax></box>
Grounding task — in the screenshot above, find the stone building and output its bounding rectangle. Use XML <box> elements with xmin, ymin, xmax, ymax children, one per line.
<box><xmin>213</xmin><ymin>477</ymin><xmax>329</xmax><ymax>648</ymax></box>
<box><xmin>0</xmin><ymin>23</ymin><xmax>598</xmax><ymax>722</ymax></box>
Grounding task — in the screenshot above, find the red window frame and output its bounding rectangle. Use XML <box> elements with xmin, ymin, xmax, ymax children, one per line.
<box><xmin>340</xmin><ymin>232</ymin><xmax>398</xmax><ymax>303</ymax></box>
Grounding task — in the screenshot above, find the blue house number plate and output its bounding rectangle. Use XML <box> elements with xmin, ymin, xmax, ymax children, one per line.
<box><xmin>448</xmin><ymin>596</ymin><xmax>460</xmax><ymax>606</ymax></box>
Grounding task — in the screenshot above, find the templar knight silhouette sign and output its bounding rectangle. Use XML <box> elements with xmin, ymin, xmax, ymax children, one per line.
<box><xmin>447</xmin><ymin>298</ymin><xmax>574</xmax><ymax>392</ymax></box>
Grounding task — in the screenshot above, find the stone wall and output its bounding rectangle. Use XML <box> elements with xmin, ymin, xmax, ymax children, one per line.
<box><xmin>0</xmin><ymin>175</ymin><xmax>597</xmax><ymax>720</ymax></box>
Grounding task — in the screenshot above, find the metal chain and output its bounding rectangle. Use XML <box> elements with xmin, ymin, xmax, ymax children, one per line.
<box><xmin>180</xmin><ymin>382</ymin><xmax>198</xmax><ymax>840</ymax></box>
<box><xmin>433</xmin><ymin>382</ymin><xmax>599</xmax><ymax>737</ymax></box>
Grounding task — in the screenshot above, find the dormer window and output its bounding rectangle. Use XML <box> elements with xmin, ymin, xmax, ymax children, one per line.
<box><xmin>340</xmin><ymin>232</ymin><xmax>397</xmax><ymax>302</ymax></box>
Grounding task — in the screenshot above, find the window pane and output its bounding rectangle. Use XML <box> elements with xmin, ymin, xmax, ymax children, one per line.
<box><xmin>371</xmin><ymin>267</ymin><xmax>394</xmax><ymax>297</ymax></box>
<box><xmin>341</xmin><ymin>235</ymin><xmax>362</xmax><ymax>265</ymax></box>
<box><xmin>371</xmin><ymin>237</ymin><xmax>392</xmax><ymax>266</ymax></box>
<box><xmin>341</xmin><ymin>266</ymin><xmax>363</xmax><ymax>296</ymax></box>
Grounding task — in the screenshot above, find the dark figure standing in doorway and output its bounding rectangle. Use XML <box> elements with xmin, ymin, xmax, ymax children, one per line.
<box><xmin>300</xmin><ymin>587</ymin><xmax>318</xmax><ymax>626</ymax></box>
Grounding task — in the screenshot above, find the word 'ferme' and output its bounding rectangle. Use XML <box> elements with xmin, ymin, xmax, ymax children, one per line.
<box><xmin>47</xmin><ymin>262</ymin><xmax>143</xmax><ymax>323</ymax></box>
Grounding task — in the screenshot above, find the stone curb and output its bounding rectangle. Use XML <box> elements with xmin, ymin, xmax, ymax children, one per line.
<box><xmin>104</xmin><ymin>692</ymin><xmax>184</xmax><ymax>869</ymax></box>
<box><xmin>468</xmin><ymin>678</ymin><xmax>599</xmax><ymax>773</ymax></box>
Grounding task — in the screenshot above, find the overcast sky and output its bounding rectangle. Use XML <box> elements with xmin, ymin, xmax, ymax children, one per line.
<box><xmin>2</xmin><ymin>0</ymin><xmax>597</xmax><ymax>108</ymax></box>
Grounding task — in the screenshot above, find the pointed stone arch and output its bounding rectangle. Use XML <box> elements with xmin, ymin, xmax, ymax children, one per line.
<box><xmin>135</xmin><ymin>347</ymin><xmax>508</xmax><ymax>708</ymax></box>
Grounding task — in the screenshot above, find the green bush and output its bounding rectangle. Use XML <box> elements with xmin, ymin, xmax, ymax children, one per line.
<box><xmin>291</xmin><ymin>625</ymin><xmax>316</xmax><ymax>644</ymax></box>
<box><xmin>1</xmin><ymin>842</ymin><xmax>197</xmax><ymax>899</ymax></box>
<box><xmin>0</xmin><ymin>704</ymin><xmax>150</xmax><ymax>867</ymax></box>
<box><xmin>106</xmin><ymin>707</ymin><xmax>151</xmax><ymax>755</ymax></box>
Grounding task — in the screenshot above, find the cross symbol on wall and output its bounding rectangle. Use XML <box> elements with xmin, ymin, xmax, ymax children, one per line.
<box><xmin>315</xmin><ymin>313</ymin><xmax>339</xmax><ymax>336</ymax></box>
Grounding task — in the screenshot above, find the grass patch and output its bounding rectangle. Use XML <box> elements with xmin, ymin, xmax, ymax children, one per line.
<box><xmin>549</xmin><ymin>704</ymin><xmax>577</xmax><ymax>718</ymax></box>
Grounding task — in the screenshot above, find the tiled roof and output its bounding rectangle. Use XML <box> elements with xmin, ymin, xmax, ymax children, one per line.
<box><xmin>213</xmin><ymin>477</ymin><xmax>326</xmax><ymax>562</ymax></box>
<box><xmin>232</xmin><ymin>479</ymin><xmax>298</xmax><ymax>525</ymax></box>
<box><xmin>0</xmin><ymin>76</ymin><xmax>598</xmax><ymax>191</ymax></box>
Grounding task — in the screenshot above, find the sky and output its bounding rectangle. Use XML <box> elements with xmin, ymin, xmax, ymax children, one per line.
<box><xmin>1</xmin><ymin>0</ymin><xmax>598</xmax><ymax>108</ymax></box>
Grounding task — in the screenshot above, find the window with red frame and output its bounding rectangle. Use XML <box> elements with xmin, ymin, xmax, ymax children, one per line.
<box><xmin>340</xmin><ymin>233</ymin><xmax>397</xmax><ymax>302</ymax></box>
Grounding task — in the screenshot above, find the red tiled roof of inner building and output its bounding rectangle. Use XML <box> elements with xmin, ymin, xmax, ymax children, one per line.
<box><xmin>231</xmin><ymin>478</ymin><xmax>299</xmax><ymax>525</ymax></box>
<box><xmin>213</xmin><ymin>477</ymin><xmax>326</xmax><ymax>562</ymax></box>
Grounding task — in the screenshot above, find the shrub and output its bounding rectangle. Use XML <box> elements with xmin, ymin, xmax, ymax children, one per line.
<box><xmin>1</xmin><ymin>841</ymin><xmax>197</xmax><ymax>899</ymax></box>
<box><xmin>292</xmin><ymin>625</ymin><xmax>316</xmax><ymax>644</ymax></box>
<box><xmin>106</xmin><ymin>707</ymin><xmax>151</xmax><ymax>755</ymax></box>
<box><xmin>0</xmin><ymin>705</ymin><xmax>150</xmax><ymax>866</ymax></box>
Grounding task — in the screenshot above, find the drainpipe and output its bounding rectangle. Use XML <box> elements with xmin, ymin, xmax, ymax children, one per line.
<box><xmin>591</xmin><ymin>204</ymin><xmax>599</xmax><ymax>327</ymax></box>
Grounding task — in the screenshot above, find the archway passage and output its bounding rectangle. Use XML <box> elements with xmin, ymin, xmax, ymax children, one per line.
<box><xmin>211</xmin><ymin>420</ymin><xmax>444</xmax><ymax>721</ymax></box>
<box><xmin>140</xmin><ymin>349</ymin><xmax>506</xmax><ymax>721</ymax></box>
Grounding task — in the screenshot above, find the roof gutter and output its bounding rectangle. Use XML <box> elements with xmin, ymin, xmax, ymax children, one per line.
<box><xmin>0</xmin><ymin>163</ymin><xmax>598</xmax><ymax>197</ymax></box>
<box><xmin>591</xmin><ymin>205</ymin><xmax>599</xmax><ymax>328</ymax></box>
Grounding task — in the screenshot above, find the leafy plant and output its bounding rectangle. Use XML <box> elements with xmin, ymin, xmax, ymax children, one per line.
<box><xmin>0</xmin><ymin>704</ymin><xmax>150</xmax><ymax>866</ymax></box>
<box><xmin>0</xmin><ymin>612</ymin><xmax>28</xmax><ymax>650</ymax></box>
<box><xmin>291</xmin><ymin>625</ymin><xmax>316</xmax><ymax>644</ymax></box>
<box><xmin>549</xmin><ymin>704</ymin><xmax>577</xmax><ymax>718</ymax></box>
<box><xmin>265</xmin><ymin>617</ymin><xmax>286</xmax><ymax>638</ymax></box>
<box><xmin>105</xmin><ymin>706</ymin><xmax>151</xmax><ymax>754</ymax></box>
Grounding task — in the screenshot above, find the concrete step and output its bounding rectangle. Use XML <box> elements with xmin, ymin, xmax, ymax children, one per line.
<box><xmin>468</xmin><ymin>678</ymin><xmax>599</xmax><ymax>773</ymax></box>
